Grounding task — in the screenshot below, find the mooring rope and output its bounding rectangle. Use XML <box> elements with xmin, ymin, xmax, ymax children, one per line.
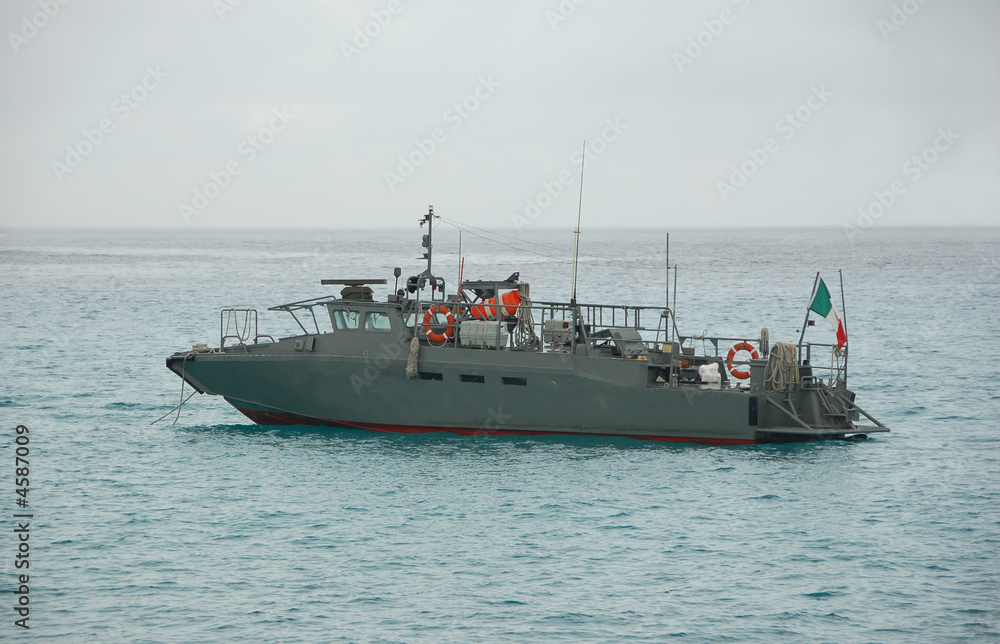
<box><xmin>151</xmin><ymin>344</ymin><xmax>219</xmax><ymax>425</ymax></box>
<box><xmin>150</xmin><ymin>390</ymin><xmax>197</xmax><ymax>425</ymax></box>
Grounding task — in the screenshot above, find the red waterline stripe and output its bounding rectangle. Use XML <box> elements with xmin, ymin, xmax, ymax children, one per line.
<box><xmin>236</xmin><ymin>408</ymin><xmax>755</xmax><ymax>446</ymax></box>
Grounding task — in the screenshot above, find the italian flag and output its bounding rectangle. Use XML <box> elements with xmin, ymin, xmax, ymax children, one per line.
<box><xmin>809</xmin><ymin>277</ymin><xmax>847</xmax><ymax>349</ymax></box>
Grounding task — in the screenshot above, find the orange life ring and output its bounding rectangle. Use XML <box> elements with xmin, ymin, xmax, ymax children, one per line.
<box><xmin>422</xmin><ymin>305</ymin><xmax>455</xmax><ymax>343</ymax></box>
<box><xmin>726</xmin><ymin>341</ymin><xmax>759</xmax><ymax>380</ymax></box>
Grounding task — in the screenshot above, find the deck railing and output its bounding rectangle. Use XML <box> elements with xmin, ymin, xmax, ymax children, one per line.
<box><xmin>256</xmin><ymin>293</ymin><xmax>848</xmax><ymax>384</ymax></box>
<box><xmin>220</xmin><ymin>308</ymin><xmax>274</xmax><ymax>349</ymax></box>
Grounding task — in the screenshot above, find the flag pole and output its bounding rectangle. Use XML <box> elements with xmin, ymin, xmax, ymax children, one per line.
<box><xmin>839</xmin><ymin>269</ymin><xmax>848</xmax><ymax>386</ymax></box>
<box><xmin>798</xmin><ymin>272</ymin><xmax>820</xmax><ymax>363</ymax></box>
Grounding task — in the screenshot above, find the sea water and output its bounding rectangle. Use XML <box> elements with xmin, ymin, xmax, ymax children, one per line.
<box><xmin>0</xmin><ymin>226</ymin><xmax>997</xmax><ymax>643</ymax></box>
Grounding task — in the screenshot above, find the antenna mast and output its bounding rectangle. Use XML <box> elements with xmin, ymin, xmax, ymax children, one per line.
<box><xmin>665</xmin><ymin>232</ymin><xmax>669</xmax><ymax>309</ymax></box>
<box><xmin>419</xmin><ymin>205</ymin><xmax>434</xmax><ymax>276</ymax></box>
<box><xmin>570</xmin><ymin>140</ymin><xmax>585</xmax><ymax>304</ymax></box>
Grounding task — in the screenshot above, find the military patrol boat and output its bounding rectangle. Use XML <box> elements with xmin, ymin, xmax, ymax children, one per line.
<box><xmin>165</xmin><ymin>207</ymin><xmax>888</xmax><ymax>444</ymax></box>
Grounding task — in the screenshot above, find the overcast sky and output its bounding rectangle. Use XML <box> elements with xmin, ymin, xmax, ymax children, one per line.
<box><xmin>1</xmin><ymin>0</ymin><xmax>997</xmax><ymax>230</ymax></box>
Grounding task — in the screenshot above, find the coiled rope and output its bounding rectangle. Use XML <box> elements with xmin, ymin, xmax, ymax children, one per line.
<box><xmin>514</xmin><ymin>283</ymin><xmax>538</xmax><ymax>348</ymax></box>
<box><xmin>829</xmin><ymin>346</ymin><xmax>843</xmax><ymax>387</ymax></box>
<box><xmin>764</xmin><ymin>341</ymin><xmax>798</xmax><ymax>393</ymax></box>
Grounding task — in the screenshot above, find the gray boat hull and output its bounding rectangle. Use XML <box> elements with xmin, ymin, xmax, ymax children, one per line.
<box><xmin>166</xmin><ymin>332</ymin><xmax>881</xmax><ymax>445</ymax></box>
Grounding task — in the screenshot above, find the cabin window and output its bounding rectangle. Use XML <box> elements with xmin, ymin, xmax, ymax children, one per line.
<box><xmin>419</xmin><ymin>372</ymin><xmax>443</xmax><ymax>381</ymax></box>
<box><xmin>364</xmin><ymin>311</ymin><xmax>392</xmax><ymax>333</ymax></box>
<box><xmin>502</xmin><ymin>377</ymin><xmax>527</xmax><ymax>386</ymax></box>
<box><xmin>460</xmin><ymin>374</ymin><xmax>485</xmax><ymax>384</ymax></box>
<box><xmin>330</xmin><ymin>308</ymin><xmax>361</xmax><ymax>331</ymax></box>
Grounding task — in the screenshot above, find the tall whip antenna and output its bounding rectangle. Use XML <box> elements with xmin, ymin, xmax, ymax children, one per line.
<box><xmin>665</xmin><ymin>232</ymin><xmax>669</xmax><ymax>309</ymax></box>
<box><xmin>570</xmin><ymin>140</ymin><xmax>585</xmax><ymax>305</ymax></box>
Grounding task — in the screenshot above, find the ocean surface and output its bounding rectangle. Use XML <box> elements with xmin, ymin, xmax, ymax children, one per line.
<box><xmin>1</xmin><ymin>225</ymin><xmax>998</xmax><ymax>643</ymax></box>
